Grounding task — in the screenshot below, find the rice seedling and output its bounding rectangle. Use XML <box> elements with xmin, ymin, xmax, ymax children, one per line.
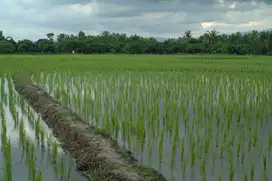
<box><xmin>28</xmin><ymin>68</ymin><xmax>270</xmax><ymax>181</ymax></box>
<box><xmin>1</xmin><ymin>54</ymin><xmax>272</xmax><ymax>181</ymax></box>
<box><xmin>0</xmin><ymin>72</ymin><xmax>87</xmax><ymax>181</ymax></box>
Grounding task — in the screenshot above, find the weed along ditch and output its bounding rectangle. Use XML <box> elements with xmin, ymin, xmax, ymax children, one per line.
<box><xmin>11</xmin><ymin>72</ymin><xmax>166</xmax><ymax>181</ymax></box>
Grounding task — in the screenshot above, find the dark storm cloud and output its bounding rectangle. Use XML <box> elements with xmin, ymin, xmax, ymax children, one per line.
<box><xmin>98</xmin><ymin>0</ymin><xmax>264</xmax><ymax>4</ymax></box>
<box><xmin>34</xmin><ymin>0</ymin><xmax>268</xmax><ymax>22</ymax></box>
<box><xmin>89</xmin><ymin>2</ymin><xmax>261</xmax><ymax>20</ymax></box>
<box><xmin>46</xmin><ymin>0</ymin><xmax>90</xmax><ymax>5</ymax></box>
<box><xmin>1</xmin><ymin>0</ymin><xmax>271</xmax><ymax>40</ymax></box>
<box><xmin>47</xmin><ymin>0</ymin><xmax>267</xmax><ymax>6</ymax></box>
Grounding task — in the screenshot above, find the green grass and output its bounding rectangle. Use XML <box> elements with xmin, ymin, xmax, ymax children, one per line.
<box><xmin>0</xmin><ymin>54</ymin><xmax>271</xmax><ymax>73</ymax></box>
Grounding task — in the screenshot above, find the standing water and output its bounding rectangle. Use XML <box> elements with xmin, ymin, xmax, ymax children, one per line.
<box><xmin>0</xmin><ymin>75</ymin><xmax>87</xmax><ymax>181</ymax></box>
<box><xmin>2</xmin><ymin>70</ymin><xmax>272</xmax><ymax>181</ymax></box>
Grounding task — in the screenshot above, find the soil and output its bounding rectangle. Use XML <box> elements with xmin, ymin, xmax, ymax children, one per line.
<box><xmin>12</xmin><ymin>72</ymin><xmax>167</xmax><ymax>181</ymax></box>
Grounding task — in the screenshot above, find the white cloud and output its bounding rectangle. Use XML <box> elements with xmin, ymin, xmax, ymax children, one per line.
<box><xmin>229</xmin><ymin>2</ymin><xmax>236</xmax><ymax>9</ymax></box>
<box><xmin>201</xmin><ymin>22</ymin><xmax>226</xmax><ymax>29</ymax></box>
<box><xmin>0</xmin><ymin>0</ymin><xmax>271</xmax><ymax>40</ymax></box>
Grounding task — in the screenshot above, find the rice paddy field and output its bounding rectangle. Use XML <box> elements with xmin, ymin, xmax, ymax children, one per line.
<box><xmin>0</xmin><ymin>54</ymin><xmax>272</xmax><ymax>181</ymax></box>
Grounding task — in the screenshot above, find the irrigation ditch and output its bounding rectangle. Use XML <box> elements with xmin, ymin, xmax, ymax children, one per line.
<box><xmin>12</xmin><ymin>72</ymin><xmax>167</xmax><ymax>181</ymax></box>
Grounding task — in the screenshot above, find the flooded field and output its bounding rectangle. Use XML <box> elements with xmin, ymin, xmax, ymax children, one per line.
<box><xmin>0</xmin><ymin>54</ymin><xmax>272</xmax><ymax>181</ymax></box>
<box><xmin>0</xmin><ymin>74</ymin><xmax>87</xmax><ymax>181</ymax></box>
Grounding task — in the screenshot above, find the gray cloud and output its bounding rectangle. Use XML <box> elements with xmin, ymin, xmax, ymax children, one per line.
<box><xmin>1</xmin><ymin>0</ymin><xmax>271</xmax><ymax>40</ymax></box>
<box><xmin>97</xmin><ymin>0</ymin><xmax>265</xmax><ymax>4</ymax></box>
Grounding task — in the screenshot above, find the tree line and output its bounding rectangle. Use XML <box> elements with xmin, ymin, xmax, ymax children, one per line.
<box><xmin>0</xmin><ymin>29</ymin><xmax>271</xmax><ymax>55</ymax></box>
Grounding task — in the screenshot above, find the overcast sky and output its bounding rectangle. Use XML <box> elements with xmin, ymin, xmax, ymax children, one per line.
<box><xmin>1</xmin><ymin>0</ymin><xmax>271</xmax><ymax>40</ymax></box>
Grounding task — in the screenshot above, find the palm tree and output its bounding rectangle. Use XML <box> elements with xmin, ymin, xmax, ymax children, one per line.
<box><xmin>220</xmin><ymin>34</ymin><xmax>229</xmax><ymax>42</ymax></box>
<box><xmin>268</xmin><ymin>31</ymin><xmax>272</xmax><ymax>53</ymax></box>
<box><xmin>0</xmin><ymin>31</ymin><xmax>4</xmax><ymax>41</ymax></box>
<box><xmin>183</xmin><ymin>30</ymin><xmax>192</xmax><ymax>40</ymax></box>
<box><xmin>205</xmin><ymin>29</ymin><xmax>219</xmax><ymax>44</ymax></box>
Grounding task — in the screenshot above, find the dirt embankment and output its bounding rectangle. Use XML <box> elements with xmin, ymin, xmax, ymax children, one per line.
<box><xmin>12</xmin><ymin>72</ymin><xmax>167</xmax><ymax>181</ymax></box>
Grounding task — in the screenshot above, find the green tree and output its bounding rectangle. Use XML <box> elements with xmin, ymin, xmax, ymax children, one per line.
<box><xmin>46</xmin><ymin>33</ymin><xmax>54</xmax><ymax>41</ymax></box>
<box><xmin>0</xmin><ymin>29</ymin><xmax>271</xmax><ymax>55</ymax></box>
<box><xmin>17</xmin><ymin>39</ymin><xmax>35</xmax><ymax>53</ymax></box>
<box><xmin>0</xmin><ymin>41</ymin><xmax>16</xmax><ymax>53</ymax></box>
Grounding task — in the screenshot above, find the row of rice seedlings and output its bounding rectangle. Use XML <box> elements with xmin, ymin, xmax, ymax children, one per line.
<box><xmin>0</xmin><ymin>73</ymin><xmax>76</xmax><ymax>181</ymax></box>
<box><xmin>39</xmin><ymin>72</ymin><xmax>243</xmax><ymax>180</ymax></box>
<box><xmin>1</xmin><ymin>100</ymin><xmax>42</xmax><ymax>181</ymax></box>
<box><xmin>0</xmin><ymin>75</ymin><xmax>43</xmax><ymax>181</ymax></box>
<box><xmin>1</xmin><ymin>103</ymin><xmax>12</xmax><ymax>181</ymax></box>
<box><xmin>32</xmin><ymin>71</ymin><xmax>272</xmax><ymax>181</ymax></box>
